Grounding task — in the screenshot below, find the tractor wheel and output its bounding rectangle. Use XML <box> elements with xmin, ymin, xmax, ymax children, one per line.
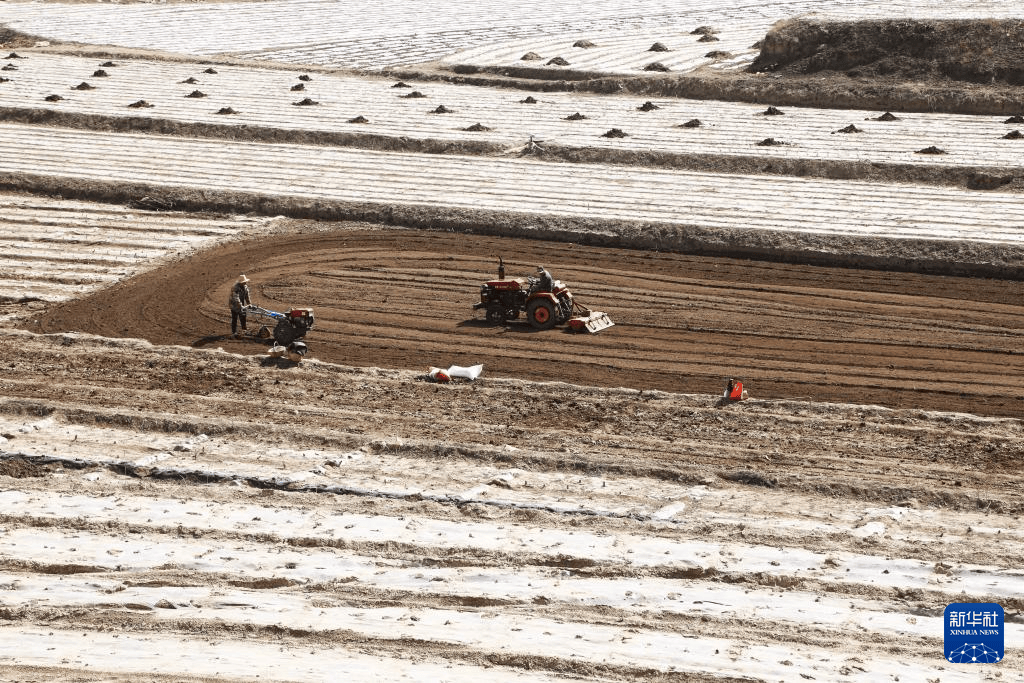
<box><xmin>526</xmin><ymin>299</ymin><xmax>556</xmax><ymax>330</ymax></box>
<box><xmin>485</xmin><ymin>307</ymin><xmax>506</xmax><ymax>324</ymax></box>
<box><xmin>505</xmin><ymin>309</ymin><xmax>520</xmax><ymax>321</ymax></box>
<box><xmin>257</xmin><ymin>325</ymin><xmax>272</xmax><ymax>339</ymax></box>
<box><xmin>273</xmin><ymin>320</ymin><xmax>297</xmax><ymax>346</ymax></box>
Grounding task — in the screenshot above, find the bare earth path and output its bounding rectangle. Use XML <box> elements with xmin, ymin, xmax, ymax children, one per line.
<box><xmin>25</xmin><ymin>225</ymin><xmax>1024</xmax><ymax>418</ymax></box>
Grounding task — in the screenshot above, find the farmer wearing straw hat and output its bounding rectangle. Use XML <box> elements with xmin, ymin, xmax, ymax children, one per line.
<box><xmin>229</xmin><ymin>274</ymin><xmax>252</xmax><ymax>336</ymax></box>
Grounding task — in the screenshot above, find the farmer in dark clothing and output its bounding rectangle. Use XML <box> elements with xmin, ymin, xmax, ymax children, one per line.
<box><xmin>229</xmin><ymin>274</ymin><xmax>252</xmax><ymax>336</ymax></box>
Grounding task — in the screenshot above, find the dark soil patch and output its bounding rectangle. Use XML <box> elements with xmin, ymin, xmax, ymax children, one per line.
<box><xmin>916</xmin><ymin>146</ymin><xmax>946</xmax><ymax>154</ymax></box>
<box><xmin>720</xmin><ymin>470</ymin><xmax>778</xmax><ymax>488</ymax></box>
<box><xmin>99</xmin><ymin>61</ymin><xmax>116</xmax><ymax>67</ymax></box>
<box><xmin>834</xmin><ymin>124</ymin><xmax>863</xmax><ymax>133</ymax></box>
<box><xmin>872</xmin><ymin>111</ymin><xmax>901</xmax><ymax>121</ymax></box>
<box><xmin>761</xmin><ymin>106</ymin><xmax>784</xmax><ymax>116</ymax></box>
<box><xmin>705</xmin><ymin>51</ymin><xmax>733</xmax><ymax>59</ymax></box>
<box><xmin>72</xmin><ymin>82</ymin><xmax>94</xmax><ymax>91</ymax></box>
<box><xmin>185</xmin><ymin>90</ymin><xmax>206</xmax><ymax>98</ymax></box>
<box><xmin>644</xmin><ymin>62</ymin><xmax>670</xmax><ymax>72</ymax></box>
<box><xmin>0</xmin><ymin>78</ymin><xmax>9</xmax><ymax>83</ymax></box>
<box><xmin>546</xmin><ymin>57</ymin><xmax>570</xmax><ymax>66</ymax></box>
<box><xmin>602</xmin><ymin>128</ymin><xmax>628</xmax><ymax>138</ymax></box>
<box><xmin>128</xmin><ymin>100</ymin><xmax>154</xmax><ymax>108</ymax></box>
<box><xmin>298</xmin><ymin>74</ymin><xmax>312</xmax><ymax>82</ymax></box>
<box><xmin>347</xmin><ymin>115</ymin><xmax>369</xmax><ymax>123</ymax></box>
<box><xmin>750</xmin><ymin>18</ymin><xmax>1024</xmax><ymax>87</ymax></box>
<box><xmin>520</xmin><ymin>96</ymin><xmax>538</xmax><ymax>104</ymax></box>
<box><xmin>431</xmin><ymin>105</ymin><xmax>453</xmax><ymax>114</ymax></box>
<box><xmin>180</xmin><ymin>77</ymin><xmax>198</xmax><ymax>84</ymax></box>
<box><xmin>521</xmin><ymin>52</ymin><xmax>542</xmax><ymax>61</ymax></box>
<box><xmin>637</xmin><ymin>101</ymin><xmax>660</xmax><ymax>112</ymax></box>
<box><xmin>0</xmin><ymin>456</ymin><xmax>45</xmax><ymax>478</ymax></box>
<box><xmin>1005</xmin><ymin>115</ymin><xmax>1024</xmax><ymax>123</ymax></box>
<box><xmin>573</xmin><ymin>40</ymin><xmax>596</xmax><ymax>48</ymax></box>
<box><xmin>691</xmin><ymin>26</ymin><xmax>719</xmax><ymax>36</ymax></box>
<box><xmin>757</xmin><ymin>137</ymin><xmax>785</xmax><ymax>146</ymax></box>
<box><xmin>564</xmin><ymin>112</ymin><xmax>587</xmax><ymax>120</ymax></box>
<box><xmin>216</xmin><ymin>107</ymin><xmax>238</xmax><ymax>115</ymax></box>
<box><xmin>5</xmin><ymin>52</ymin><xmax>23</xmax><ymax>59</ymax></box>
<box><xmin>678</xmin><ymin>119</ymin><xmax>702</xmax><ymax>128</ymax></box>
<box><xmin>648</xmin><ymin>42</ymin><xmax>669</xmax><ymax>52</ymax></box>
<box><xmin>391</xmin><ymin>81</ymin><xmax>411</xmax><ymax>88</ymax></box>
<box><xmin>464</xmin><ymin>122</ymin><xmax>491</xmax><ymax>131</ymax></box>
<box><xmin>401</xmin><ymin>90</ymin><xmax>426</xmax><ymax>98</ymax></box>
<box><xmin>698</xmin><ymin>35</ymin><xmax>720</xmax><ymax>43</ymax></box>
<box><xmin>290</xmin><ymin>83</ymin><xmax>305</xmax><ymax>91</ymax></box>
<box><xmin>43</xmin><ymin>94</ymin><xmax>63</xmax><ymax>102</ymax></box>
<box><xmin>1003</xmin><ymin>130</ymin><xmax>1023</xmax><ymax>139</ymax></box>
<box><xmin>203</xmin><ymin>67</ymin><xmax>218</xmax><ymax>74</ymax></box>
<box><xmin>91</xmin><ymin>69</ymin><xmax>107</xmax><ymax>77</ymax></box>
<box><xmin>967</xmin><ymin>172</ymin><xmax>1013</xmax><ymax>190</ymax></box>
<box><xmin>293</xmin><ymin>97</ymin><xmax>319</xmax><ymax>106</ymax></box>
<box><xmin>1</xmin><ymin>64</ymin><xmax>17</xmax><ymax>72</ymax></box>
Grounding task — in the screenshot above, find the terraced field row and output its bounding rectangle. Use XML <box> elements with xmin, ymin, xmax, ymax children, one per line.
<box><xmin>2</xmin><ymin>0</ymin><xmax>1015</xmax><ymax>70</ymax></box>
<box><xmin>0</xmin><ymin>194</ymin><xmax>262</xmax><ymax>305</ymax></box>
<box><xmin>1</xmin><ymin>123</ymin><xmax>1022</xmax><ymax>244</ymax></box>
<box><xmin>6</xmin><ymin>54</ymin><xmax>1024</xmax><ymax>169</ymax></box>
<box><xmin>0</xmin><ymin>331</ymin><xmax>1019</xmax><ymax>681</ymax></box>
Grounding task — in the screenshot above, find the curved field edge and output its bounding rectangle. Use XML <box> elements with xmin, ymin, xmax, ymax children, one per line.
<box><xmin>3</xmin><ymin>109</ymin><xmax>1023</xmax><ymax>194</ymax></box>
<box><xmin>2</xmin><ymin>172</ymin><xmax>1023</xmax><ymax>280</ymax></box>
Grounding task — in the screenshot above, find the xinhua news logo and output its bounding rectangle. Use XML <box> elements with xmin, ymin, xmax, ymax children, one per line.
<box><xmin>944</xmin><ymin>603</ymin><xmax>1004</xmax><ymax>664</ymax></box>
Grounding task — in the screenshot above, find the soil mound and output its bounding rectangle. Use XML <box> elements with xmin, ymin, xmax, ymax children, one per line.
<box><xmin>216</xmin><ymin>107</ymin><xmax>238</xmax><ymax>115</ymax></box>
<box><xmin>873</xmin><ymin>112</ymin><xmax>901</xmax><ymax>121</ymax></box>
<box><xmin>521</xmin><ymin>52</ymin><xmax>542</xmax><ymax>61</ymax></box>
<box><xmin>401</xmin><ymin>90</ymin><xmax>426</xmax><ymax>98</ymax></box>
<box><xmin>705</xmin><ymin>50</ymin><xmax>732</xmax><ymax>59</ymax></box>
<box><xmin>99</xmin><ymin>61</ymin><xmax>115</xmax><ymax>67</ymax></box>
<box><xmin>72</xmin><ymin>82</ymin><xmax>94</xmax><ymax>90</ymax></box>
<box><xmin>678</xmin><ymin>118</ymin><xmax>702</xmax><ymax>128</ymax></box>
<box><xmin>431</xmin><ymin>105</ymin><xmax>453</xmax><ymax>113</ymax></box>
<box><xmin>698</xmin><ymin>34</ymin><xmax>720</xmax><ymax>43</ymax></box>
<box><xmin>185</xmin><ymin>90</ymin><xmax>206</xmax><ymax>98</ymax></box>
<box><xmin>293</xmin><ymin>97</ymin><xmax>319</xmax><ymax>106</ymax></box>
<box><xmin>0</xmin><ymin>77</ymin><xmax>9</xmax><ymax>83</ymax></box>
<box><xmin>834</xmin><ymin>124</ymin><xmax>863</xmax><ymax>133</ymax></box>
<box><xmin>637</xmin><ymin>101</ymin><xmax>659</xmax><ymax>111</ymax></box>
<box><xmin>1</xmin><ymin>64</ymin><xmax>17</xmax><ymax>72</ymax></box>
<box><xmin>564</xmin><ymin>112</ymin><xmax>587</xmax><ymax>120</ymax></box>
<box><xmin>757</xmin><ymin>137</ymin><xmax>785</xmax><ymax>146</ymax></box>
<box><xmin>203</xmin><ymin>67</ymin><xmax>218</xmax><ymax>74</ymax></box>
<box><xmin>91</xmin><ymin>69</ymin><xmax>107</xmax><ymax>77</ymax></box>
<box><xmin>464</xmin><ymin>122</ymin><xmax>491</xmax><ymax>131</ymax></box>
<box><xmin>0</xmin><ymin>456</ymin><xmax>44</xmax><ymax>478</ymax></box>
<box><xmin>290</xmin><ymin>83</ymin><xmax>304</xmax><ymax>91</ymax></box>
<box><xmin>298</xmin><ymin>74</ymin><xmax>312</xmax><ymax>82</ymax></box>
<box><xmin>761</xmin><ymin>106</ymin><xmax>784</xmax><ymax>116</ymax></box>
<box><xmin>602</xmin><ymin>128</ymin><xmax>628</xmax><ymax>138</ymax></box>
<box><xmin>648</xmin><ymin>42</ymin><xmax>669</xmax><ymax>52</ymax></box>
<box><xmin>644</xmin><ymin>62</ymin><xmax>670</xmax><ymax>72</ymax></box>
<box><xmin>1005</xmin><ymin>115</ymin><xmax>1024</xmax><ymax>123</ymax></box>
<box><xmin>967</xmin><ymin>172</ymin><xmax>1013</xmax><ymax>190</ymax></box>
<box><xmin>5</xmin><ymin>52</ymin><xmax>23</xmax><ymax>59</ymax></box>
<box><xmin>691</xmin><ymin>26</ymin><xmax>719</xmax><ymax>36</ymax></box>
<box><xmin>1003</xmin><ymin>130</ymin><xmax>1023</xmax><ymax>139</ymax></box>
<box><xmin>347</xmin><ymin>115</ymin><xmax>369</xmax><ymax>123</ymax></box>
<box><xmin>44</xmin><ymin>94</ymin><xmax>63</xmax><ymax>102</ymax></box>
<box><xmin>546</xmin><ymin>56</ymin><xmax>569</xmax><ymax>66</ymax></box>
<box><xmin>180</xmin><ymin>77</ymin><xmax>198</xmax><ymax>84</ymax></box>
<box><xmin>391</xmin><ymin>81</ymin><xmax>411</xmax><ymax>88</ymax></box>
<box><xmin>128</xmin><ymin>100</ymin><xmax>154</xmax><ymax>108</ymax></box>
<box><xmin>520</xmin><ymin>96</ymin><xmax>538</xmax><ymax>104</ymax></box>
<box><xmin>916</xmin><ymin>145</ymin><xmax>946</xmax><ymax>154</ymax></box>
<box><xmin>573</xmin><ymin>40</ymin><xmax>596</xmax><ymax>48</ymax></box>
<box><xmin>750</xmin><ymin>18</ymin><xmax>1024</xmax><ymax>86</ymax></box>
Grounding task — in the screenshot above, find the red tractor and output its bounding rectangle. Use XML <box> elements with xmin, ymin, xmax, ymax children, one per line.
<box><xmin>473</xmin><ymin>259</ymin><xmax>613</xmax><ymax>332</ymax></box>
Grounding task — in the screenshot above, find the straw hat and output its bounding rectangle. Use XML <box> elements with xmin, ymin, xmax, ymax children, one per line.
<box><xmin>236</xmin><ymin>274</ymin><xmax>250</xmax><ymax>284</ymax></box>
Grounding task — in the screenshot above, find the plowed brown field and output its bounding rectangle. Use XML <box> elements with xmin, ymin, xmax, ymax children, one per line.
<box><xmin>28</xmin><ymin>225</ymin><xmax>1024</xmax><ymax>418</ymax></box>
